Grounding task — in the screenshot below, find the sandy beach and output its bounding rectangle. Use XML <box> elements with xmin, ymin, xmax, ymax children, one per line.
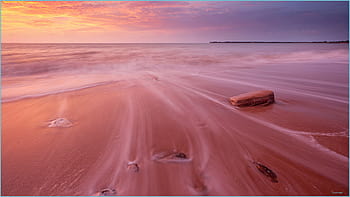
<box><xmin>2</xmin><ymin>0</ymin><xmax>349</xmax><ymax>195</ymax></box>
<box><xmin>1</xmin><ymin>42</ymin><xmax>348</xmax><ymax>196</ymax></box>
<box><xmin>2</xmin><ymin>61</ymin><xmax>348</xmax><ymax>195</ymax></box>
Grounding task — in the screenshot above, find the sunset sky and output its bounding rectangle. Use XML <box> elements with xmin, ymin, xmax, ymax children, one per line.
<box><xmin>2</xmin><ymin>1</ymin><xmax>348</xmax><ymax>43</ymax></box>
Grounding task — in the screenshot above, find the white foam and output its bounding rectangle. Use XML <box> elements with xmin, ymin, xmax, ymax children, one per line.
<box><xmin>48</xmin><ymin>118</ymin><xmax>73</xmax><ymax>128</ymax></box>
<box><xmin>2</xmin><ymin>80</ymin><xmax>118</xmax><ymax>103</ymax></box>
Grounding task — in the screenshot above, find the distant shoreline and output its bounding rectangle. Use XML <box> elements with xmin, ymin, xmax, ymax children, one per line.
<box><xmin>2</xmin><ymin>41</ymin><xmax>349</xmax><ymax>44</ymax></box>
<box><xmin>209</xmin><ymin>40</ymin><xmax>349</xmax><ymax>44</ymax></box>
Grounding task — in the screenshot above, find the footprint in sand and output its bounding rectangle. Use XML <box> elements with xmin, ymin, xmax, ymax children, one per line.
<box><xmin>152</xmin><ymin>151</ymin><xmax>191</xmax><ymax>163</ymax></box>
<box><xmin>48</xmin><ymin>118</ymin><xmax>73</xmax><ymax>128</ymax></box>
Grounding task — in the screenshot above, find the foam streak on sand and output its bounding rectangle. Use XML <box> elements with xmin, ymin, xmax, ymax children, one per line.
<box><xmin>2</xmin><ymin>43</ymin><xmax>348</xmax><ymax>196</ymax></box>
<box><xmin>167</xmin><ymin>78</ymin><xmax>348</xmax><ymax>161</ymax></box>
<box><xmin>1</xmin><ymin>80</ymin><xmax>121</xmax><ymax>103</ymax></box>
<box><xmin>193</xmin><ymin>74</ymin><xmax>348</xmax><ymax>104</ymax></box>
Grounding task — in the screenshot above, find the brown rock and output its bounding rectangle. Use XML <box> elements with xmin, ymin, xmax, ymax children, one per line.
<box><xmin>230</xmin><ymin>90</ymin><xmax>275</xmax><ymax>107</ymax></box>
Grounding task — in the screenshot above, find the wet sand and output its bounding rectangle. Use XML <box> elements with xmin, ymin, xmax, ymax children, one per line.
<box><xmin>2</xmin><ymin>71</ymin><xmax>348</xmax><ymax>195</ymax></box>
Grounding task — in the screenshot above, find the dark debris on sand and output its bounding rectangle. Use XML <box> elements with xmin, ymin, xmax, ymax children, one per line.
<box><xmin>99</xmin><ymin>188</ymin><xmax>117</xmax><ymax>196</ymax></box>
<box><xmin>253</xmin><ymin>161</ymin><xmax>278</xmax><ymax>183</ymax></box>
<box><xmin>175</xmin><ymin>152</ymin><xmax>187</xmax><ymax>159</ymax></box>
<box><xmin>153</xmin><ymin>151</ymin><xmax>191</xmax><ymax>162</ymax></box>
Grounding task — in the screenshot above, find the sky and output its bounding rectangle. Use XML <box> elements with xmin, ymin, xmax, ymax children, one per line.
<box><xmin>2</xmin><ymin>1</ymin><xmax>348</xmax><ymax>43</ymax></box>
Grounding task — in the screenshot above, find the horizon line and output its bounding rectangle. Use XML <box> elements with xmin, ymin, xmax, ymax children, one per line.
<box><xmin>2</xmin><ymin>42</ymin><xmax>207</xmax><ymax>44</ymax></box>
<box><xmin>2</xmin><ymin>40</ymin><xmax>349</xmax><ymax>44</ymax></box>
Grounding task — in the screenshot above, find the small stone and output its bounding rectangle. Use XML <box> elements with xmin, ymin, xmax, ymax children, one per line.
<box><xmin>48</xmin><ymin>118</ymin><xmax>73</xmax><ymax>128</ymax></box>
<box><xmin>153</xmin><ymin>151</ymin><xmax>191</xmax><ymax>163</ymax></box>
<box><xmin>253</xmin><ymin>162</ymin><xmax>278</xmax><ymax>183</ymax></box>
<box><xmin>127</xmin><ymin>161</ymin><xmax>139</xmax><ymax>172</ymax></box>
<box><xmin>230</xmin><ymin>90</ymin><xmax>275</xmax><ymax>107</ymax></box>
<box><xmin>175</xmin><ymin>152</ymin><xmax>187</xmax><ymax>159</ymax></box>
<box><xmin>99</xmin><ymin>188</ymin><xmax>116</xmax><ymax>196</ymax></box>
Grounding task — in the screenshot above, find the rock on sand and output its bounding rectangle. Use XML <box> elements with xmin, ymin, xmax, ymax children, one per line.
<box><xmin>230</xmin><ymin>90</ymin><xmax>275</xmax><ymax>107</ymax></box>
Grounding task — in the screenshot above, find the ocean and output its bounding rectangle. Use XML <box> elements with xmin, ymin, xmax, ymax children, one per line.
<box><xmin>2</xmin><ymin>43</ymin><xmax>348</xmax><ymax>102</ymax></box>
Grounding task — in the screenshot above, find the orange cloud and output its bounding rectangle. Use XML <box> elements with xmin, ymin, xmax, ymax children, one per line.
<box><xmin>2</xmin><ymin>1</ymin><xmax>347</xmax><ymax>43</ymax></box>
<box><xmin>2</xmin><ymin>1</ymin><xmax>199</xmax><ymax>42</ymax></box>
